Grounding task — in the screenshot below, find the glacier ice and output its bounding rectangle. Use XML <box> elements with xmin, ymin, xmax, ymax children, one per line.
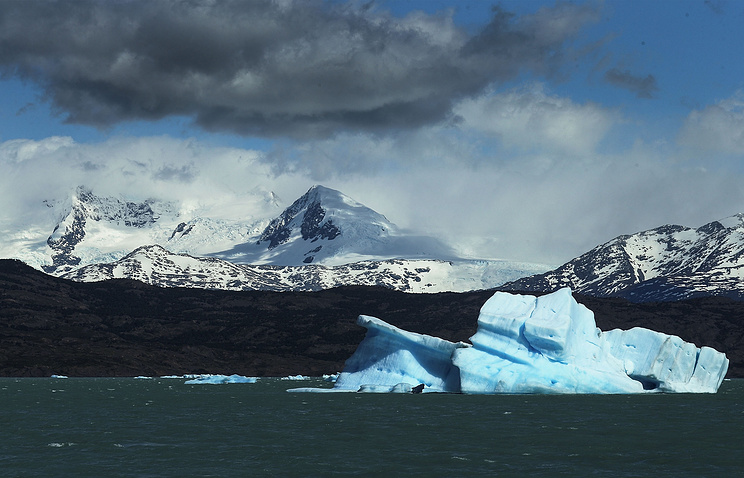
<box><xmin>183</xmin><ymin>374</ymin><xmax>257</xmax><ymax>384</ymax></box>
<box><xmin>303</xmin><ymin>288</ymin><xmax>728</xmax><ymax>394</ymax></box>
<box><xmin>332</xmin><ymin>315</ymin><xmax>468</xmax><ymax>393</ymax></box>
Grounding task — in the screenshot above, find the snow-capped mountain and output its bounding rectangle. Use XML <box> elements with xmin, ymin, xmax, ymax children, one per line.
<box><xmin>61</xmin><ymin>244</ymin><xmax>549</xmax><ymax>293</ymax></box>
<box><xmin>35</xmin><ymin>186</ymin><xmax>270</xmax><ymax>275</ymax></box>
<box><xmin>503</xmin><ymin>214</ymin><xmax>744</xmax><ymax>301</ymax></box>
<box><xmin>213</xmin><ymin>185</ymin><xmax>458</xmax><ymax>265</ymax></box>
<box><xmin>3</xmin><ymin>184</ymin><xmax>550</xmax><ymax>291</ymax></box>
<box><xmin>31</xmin><ymin>184</ymin><xmax>459</xmax><ymax>273</ymax></box>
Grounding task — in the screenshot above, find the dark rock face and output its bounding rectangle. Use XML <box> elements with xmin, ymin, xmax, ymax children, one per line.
<box><xmin>44</xmin><ymin>187</ymin><xmax>159</xmax><ymax>274</ymax></box>
<box><xmin>1</xmin><ymin>259</ymin><xmax>743</xmax><ymax>378</ymax></box>
<box><xmin>44</xmin><ymin>208</ymin><xmax>86</xmax><ymax>273</ymax></box>
<box><xmin>256</xmin><ymin>186</ymin><xmax>340</xmax><ymax>250</ymax></box>
<box><xmin>300</xmin><ymin>201</ymin><xmax>340</xmax><ymax>242</ymax></box>
<box><xmin>169</xmin><ymin>222</ymin><xmax>194</xmax><ymax>240</ymax></box>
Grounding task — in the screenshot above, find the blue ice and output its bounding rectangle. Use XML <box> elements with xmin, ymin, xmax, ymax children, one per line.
<box><xmin>294</xmin><ymin>288</ymin><xmax>729</xmax><ymax>394</ymax></box>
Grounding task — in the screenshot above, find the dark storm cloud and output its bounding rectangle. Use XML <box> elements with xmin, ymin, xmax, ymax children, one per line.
<box><xmin>604</xmin><ymin>68</ymin><xmax>658</xmax><ymax>99</ymax></box>
<box><xmin>0</xmin><ymin>0</ymin><xmax>598</xmax><ymax>138</ymax></box>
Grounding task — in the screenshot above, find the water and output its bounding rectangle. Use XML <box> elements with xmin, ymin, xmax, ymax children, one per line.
<box><xmin>1</xmin><ymin>377</ymin><xmax>742</xmax><ymax>477</ymax></box>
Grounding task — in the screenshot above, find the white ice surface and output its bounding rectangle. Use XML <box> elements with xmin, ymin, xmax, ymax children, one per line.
<box><xmin>296</xmin><ymin>288</ymin><xmax>729</xmax><ymax>394</ymax></box>
<box><xmin>183</xmin><ymin>374</ymin><xmax>258</xmax><ymax>384</ymax></box>
<box><xmin>331</xmin><ymin>315</ymin><xmax>469</xmax><ymax>393</ymax></box>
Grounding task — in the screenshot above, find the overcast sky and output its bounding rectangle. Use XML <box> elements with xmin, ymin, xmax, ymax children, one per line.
<box><xmin>2</xmin><ymin>0</ymin><xmax>744</xmax><ymax>265</ymax></box>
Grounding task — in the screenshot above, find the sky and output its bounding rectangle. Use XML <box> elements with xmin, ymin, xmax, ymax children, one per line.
<box><xmin>2</xmin><ymin>0</ymin><xmax>744</xmax><ymax>265</ymax></box>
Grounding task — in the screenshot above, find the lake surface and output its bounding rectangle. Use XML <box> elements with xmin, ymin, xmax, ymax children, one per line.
<box><xmin>1</xmin><ymin>377</ymin><xmax>742</xmax><ymax>477</ymax></box>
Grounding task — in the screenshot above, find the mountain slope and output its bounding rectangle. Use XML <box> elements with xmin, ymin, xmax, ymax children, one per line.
<box><xmin>61</xmin><ymin>244</ymin><xmax>549</xmax><ymax>293</ymax></box>
<box><xmin>17</xmin><ymin>185</ymin><xmax>272</xmax><ymax>275</ymax></box>
<box><xmin>7</xmin><ymin>184</ymin><xmax>490</xmax><ymax>273</ymax></box>
<box><xmin>212</xmin><ymin>185</ymin><xmax>458</xmax><ymax>265</ymax></box>
<box><xmin>503</xmin><ymin>214</ymin><xmax>744</xmax><ymax>301</ymax></box>
<box><xmin>3</xmin><ymin>184</ymin><xmax>549</xmax><ymax>290</ymax></box>
<box><xmin>44</xmin><ymin>186</ymin><xmax>167</xmax><ymax>274</ymax></box>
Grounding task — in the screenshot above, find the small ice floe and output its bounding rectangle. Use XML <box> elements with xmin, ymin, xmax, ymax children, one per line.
<box><xmin>133</xmin><ymin>376</ymin><xmax>154</xmax><ymax>380</ymax></box>
<box><xmin>50</xmin><ymin>375</ymin><xmax>68</xmax><ymax>379</ymax></box>
<box><xmin>280</xmin><ymin>375</ymin><xmax>311</xmax><ymax>381</ymax></box>
<box><xmin>184</xmin><ymin>374</ymin><xmax>258</xmax><ymax>384</ymax></box>
<box><xmin>323</xmin><ymin>373</ymin><xmax>339</xmax><ymax>382</ymax></box>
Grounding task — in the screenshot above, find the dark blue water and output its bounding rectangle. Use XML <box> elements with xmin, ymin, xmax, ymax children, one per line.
<box><xmin>1</xmin><ymin>377</ymin><xmax>742</xmax><ymax>477</ymax></box>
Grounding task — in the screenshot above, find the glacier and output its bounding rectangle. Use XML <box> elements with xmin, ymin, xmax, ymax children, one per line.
<box><xmin>293</xmin><ymin>288</ymin><xmax>728</xmax><ymax>394</ymax></box>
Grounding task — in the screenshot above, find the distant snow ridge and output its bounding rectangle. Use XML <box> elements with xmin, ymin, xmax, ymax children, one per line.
<box><xmin>61</xmin><ymin>244</ymin><xmax>548</xmax><ymax>293</ymax></box>
<box><xmin>503</xmin><ymin>215</ymin><xmax>744</xmax><ymax>301</ymax></box>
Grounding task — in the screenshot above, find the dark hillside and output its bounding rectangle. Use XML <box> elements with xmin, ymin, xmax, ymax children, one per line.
<box><xmin>1</xmin><ymin>260</ymin><xmax>742</xmax><ymax>378</ymax></box>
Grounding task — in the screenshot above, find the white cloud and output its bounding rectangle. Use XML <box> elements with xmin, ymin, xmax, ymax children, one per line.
<box><xmin>678</xmin><ymin>91</ymin><xmax>744</xmax><ymax>154</ymax></box>
<box><xmin>453</xmin><ymin>84</ymin><xmax>615</xmax><ymax>156</ymax></box>
<box><xmin>0</xmin><ymin>135</ymin><xmax>313</xmax><ymax>224</ymax></box>
<box><xmin>0</xmin><ymin>136</ymin><xmax>75</xmax><ymax>163</ymax></box>
<box><xmin>3</xmin><ymin>131</ymin><xmax>744</xmax><ymax>266</ymax></box>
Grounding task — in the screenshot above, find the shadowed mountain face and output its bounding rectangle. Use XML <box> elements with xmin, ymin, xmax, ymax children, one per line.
<box><xmin>256</xmin><ymin>186</ymin><xmax>342</xmax><ymax>253</ymax></box>
<box><xmin>1</xmin><ymin>259</ymin><xmax>742</xmax><ymax>378</ymax></box>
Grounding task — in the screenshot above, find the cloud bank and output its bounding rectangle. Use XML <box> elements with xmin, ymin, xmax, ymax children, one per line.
<box><xmin>0</xmin><ymin>0</ymin><xmax>598</xmax><ymax>138</ymax></box>
<box><xmin>679</xmin><ymin>91</ymin><xmax>744</xmax><ymax>155</ymax></box>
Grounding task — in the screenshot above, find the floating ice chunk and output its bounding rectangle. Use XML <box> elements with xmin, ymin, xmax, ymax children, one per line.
<box><xmin>281</xmin><ymin>375</ymin><xmax>311</xmax><ymax>381</ymax></box>
<box><xmin>322</xmin><ymin>373</ymin><xmax>339</xmax><ymax>382</ymax></box>
<box><xmin>332</xmin><ymin>315</ymin><xmax>469</xmax><ymax>393</ymax></box>
<box><xmin>184</xmin><ymin>374</ymin><xmax>257</xmax><ymax>384</ymax></box>
<box><xmin>300</xmin><ymin>288</ymin><xmax>728</xmax><ymax>394</ymax></box>
<box><xmin>50</xmin><ymin>375</ymin><xmax>68</xmax><ymax>379</ymax></box>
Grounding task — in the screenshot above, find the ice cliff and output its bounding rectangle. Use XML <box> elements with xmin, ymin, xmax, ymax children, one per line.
<box><xmin>299</xmin><ymin>288</ymin><xmax>729</xmax><ymax>394</ymax></box>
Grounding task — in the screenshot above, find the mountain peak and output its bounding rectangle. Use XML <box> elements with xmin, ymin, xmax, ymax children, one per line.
<box><xmin>716</xmin><ymin>213</ymin><xmax>744</xmax><ymax>230</ymax></box>
<box><xmin>256</xmin><ymin>185</ymin><xmax>340</xmax><ymax>251</ymax></box>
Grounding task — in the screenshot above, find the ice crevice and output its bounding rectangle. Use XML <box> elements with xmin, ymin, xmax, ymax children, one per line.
<box><xmin>292</xmin><ymin>288</ymin><xmax>729</xmax><ymax>394</ymax></box>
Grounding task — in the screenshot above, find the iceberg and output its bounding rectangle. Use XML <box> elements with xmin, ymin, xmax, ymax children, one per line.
<box><xmin>305</xmin><ymin>288</ymin><xmax>728</xmax><ymax>394</ymax></box>
<box><xmin>184</xmin><ymin>374</ymin><xmax>258</xmax><ymax>384</ymax></box>
<box><xmin>331</xmin><ymin>315</ymin><xmax>468</xmax><ymax>393</ymax></box>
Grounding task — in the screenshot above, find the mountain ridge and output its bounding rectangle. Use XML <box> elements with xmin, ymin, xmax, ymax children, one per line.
<box><xmin>2</xmin><ymin>184</ymin><xmax>549</xmax><ymax>292</ymax></box>
<box><xmin>61</xmin><ymin>244</ymin><xmax>549</xmax><ymax>293</ymax></box>
<box><xmin>502</xmin><ymin>215</ymin><xmax>744</xmax><ymax>301</ymax></box>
